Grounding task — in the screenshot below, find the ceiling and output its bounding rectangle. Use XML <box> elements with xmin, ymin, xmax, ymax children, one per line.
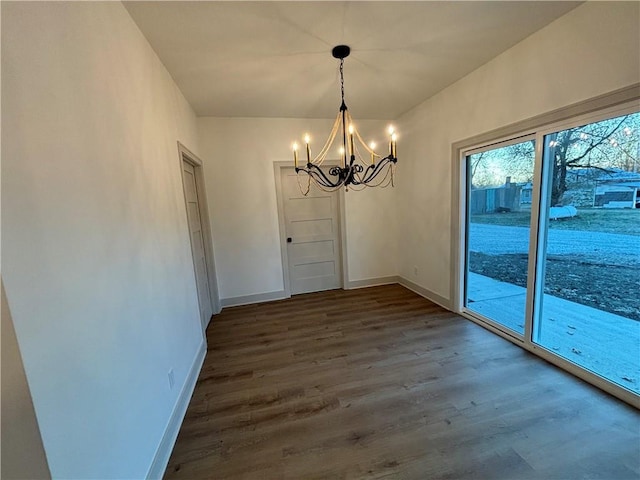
<box><xmin>124</xmin><ymin>1</ymin><xmax>582</xmax><ymax>119</ymax></box>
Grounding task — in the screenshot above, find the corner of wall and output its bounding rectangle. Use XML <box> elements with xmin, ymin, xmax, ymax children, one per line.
<box><xmin>1</xmin><ymin>280</ymin><xmax>51</xmax><ymax>480</ymax></box>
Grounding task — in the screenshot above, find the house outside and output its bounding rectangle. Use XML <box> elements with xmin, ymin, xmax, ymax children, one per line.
<box><xmin>594</xmin><ymin>180</ymin><xmax>640</xmax><ymax>208</ymax></box>
<box><xmin>564</xmin><ymin>169</ymin><xmax>640</xmax><ymax>208</ymax></box>
<box><xmin>469</xmin><ymin>177</ymin><xmax>522</xmax><ymax>214</ymax></box>
<box><xmin>471</xmin><ymin>170</ymin><xmax>640</xmax><ymax>212</ymax></box>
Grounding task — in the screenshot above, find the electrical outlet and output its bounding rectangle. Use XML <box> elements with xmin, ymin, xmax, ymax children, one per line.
<box><xmin>168</xmin><ymin>369</ymin><xmax>175</xmax><ymax>390</ymax></box>
<box><xmin>413</xmin><ymin>266</ymin><xmax>418</xmax><ymax>276</ymax></box>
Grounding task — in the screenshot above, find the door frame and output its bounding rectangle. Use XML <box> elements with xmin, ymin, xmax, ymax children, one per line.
<box><xmin>178</xmin><ymin>142</ymin><xmax>221</xmax><ymax>327</ymax></box>
<box><xmin>273</xmin><ymin>161</ymin><xmax>348</xmax><ymax>297</ymax></box>
<box><xmin>460</xmin><ymin>132</ymin><xmax>537</xmax><ymax>343</ymax></box>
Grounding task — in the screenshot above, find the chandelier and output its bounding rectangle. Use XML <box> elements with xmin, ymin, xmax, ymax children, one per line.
<box><xmin>292</xmin><ymin>45</ymin><xmax>397</xmax><ymax>194</ymax></box>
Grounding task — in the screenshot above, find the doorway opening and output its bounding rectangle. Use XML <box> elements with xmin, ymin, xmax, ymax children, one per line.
<box><xmin>178</xmin><ymin>142</ymin><xmax>220</xmax><ymax>330</ymax></box>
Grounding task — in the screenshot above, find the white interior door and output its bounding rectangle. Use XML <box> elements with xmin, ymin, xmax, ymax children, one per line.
<box><xmin>282</xmin><ymin>169</ymin><xmax>342</xmax><ymax>295</ymax></box>
<box><xmin>182</xmin><ymin>159</ymin><xmax>213</xmax><ymax>328</ymax></box>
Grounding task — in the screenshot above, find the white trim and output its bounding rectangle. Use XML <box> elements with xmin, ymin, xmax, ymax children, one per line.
<box><xmin>459</xmin><ymin>133</ymin><xmax>536</xmax><ymax>343</ymax></box>
<box><xmin>273</xmin><ymin>161</ymin><xmax>292</xmax><ymax>296</ymax></box>
<box><xmin>178</xmin><ymin>142</ymin><xmax>221</xmax><ymax>321</ymax></box>
<box><xmin>536</xmin><ymin>99</ymin><xmax>640</xmax><ymax>139</ymax></box>
<box><xmin>146</xmin><ymin>339</ymin><xmax>206</xmax><ymax>480</ymax></box>
<box><xmin>345</xmin><ymin>276</ymin><xmax>399</xmax><ymax>290</ymax></box>
<box><xmin>398</xmin><ymin>277</ymin><xmax>452</xmax><ymax>310</ymax></box>
<box><xmin>461</xmin><ymin>308</ymin><xmax>525</xmax><ymax>344</ymax></box>
<box><xmin>273</xmin><ymin>161</ymin><xmax>348</xmax><ymax>296</ymax></box>
<box><xmin>526</xmin><ymin>132</ymin><xmax>547</xmax><ymax>344</ymax></box>
<box><xmin>219</xmin><ymin>279</ymin><xmax>446</xmax><ymax>309</ymax></box>
<box><xmin>461</xmin><ymin>310</ymin><xmax>525</xmax><ymax>344</ymax></box>
<box><xmin>451</xmin><ymin>83</ymin><xmax>639</xmax><ymax>160</ymax></box>
<box><xmin>464</xmin><ymin>132</ymin><xmax>537</xmax><ymax>157</ymax></box>
<box><xmin>450</xmin><ymin>143</ymin><xmax>465</xmax><ymax>314</ymax></box>
<box><xmin>220</xmin><ymin>290</ymin><xmax>288</xmax><ymax>308</ymax></box>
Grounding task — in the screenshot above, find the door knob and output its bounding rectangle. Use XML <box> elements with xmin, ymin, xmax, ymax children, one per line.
<box><xmin>287</xmin><ymin>237</ymin><xmax>292</xmax><ymax>243</ymax></box>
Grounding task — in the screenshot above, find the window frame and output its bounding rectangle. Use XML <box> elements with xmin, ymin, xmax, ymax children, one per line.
<box><xmin>462</xmin><ymin>133</ymin><xmax>536</xmax><ymax>342</ymax></box>
<box><xmin>451</xmin><ymin>84</ymin><xmax>640</xmax><ymax>407</ymax></box>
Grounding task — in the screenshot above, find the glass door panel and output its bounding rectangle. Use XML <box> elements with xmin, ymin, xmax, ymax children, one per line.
<box><xmin>534</xmin><ymin>112</ymin><xmax>640</xmax><ymax>393</ymax></box>
<box><xmin>465</xmin><ymin>138</ymin><xmax>535</xmax><ymax>336</ymax></box>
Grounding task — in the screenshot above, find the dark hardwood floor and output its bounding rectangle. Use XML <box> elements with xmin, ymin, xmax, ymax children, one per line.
<box><xmin>165</xmin><ymin>285</ymin><xmax>639</xmax><ymax>479</ymax></box>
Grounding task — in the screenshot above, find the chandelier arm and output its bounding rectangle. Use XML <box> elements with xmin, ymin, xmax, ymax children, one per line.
<box><xmin>303</xmin><ymin>163</ymin><xmax>344</xmax><ymax>188</ymax></box>
<box><xmin>300</xmin><ymin>157</ymin><xmax>394</xmax><ymax>189</ymax></box>
<box><xmin>369</xmin><ymin>160</ymin><xmax>396</xmax><ymax>184</ymax></box>
<box><xmin>359</xmin><ymin>163</ymin><xmax>377</xmax><ymax>180</ymax></box>
<box><xmin>359</xmin><ymin>156</ymin><xmax>397</xmax><ymax>184</ymax></box>
<box><xmin>352</xmin><ymin>164</ymin><xmax>383</xmax><ymax>187</ymax></box>
<box><xmin>364</xmin><ymin>162</ymin><xmax>394</xmax><ymax>188</ymax></box>
<box><xmin>359</xmin><ymin>160</ymin><xmax>387</xmax><ymax>183</ymax></box>
<box><xmin>355</xmin><ymin>162</ymin><xmax>392</xmax><ymax>188</ymax></box>
<box><xmin>380</xmin><ymin>163</ymin><xmax>395</xmax><ymax>188</ymax></box>
<box><xmin>314</xmin><ymin>181</ymin><xmax>345</xmax><ymax>193</ymax></box>
<box><xmin>308</xmin><ymin>170</ymin><xmax>339</xmax><ymax>189</ymax></box>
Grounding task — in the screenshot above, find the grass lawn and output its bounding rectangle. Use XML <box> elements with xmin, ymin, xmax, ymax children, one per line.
<box><xmin>471</xmin><ymin>208</ymin><xmax>640</xmax><ymax>236</ymax></box>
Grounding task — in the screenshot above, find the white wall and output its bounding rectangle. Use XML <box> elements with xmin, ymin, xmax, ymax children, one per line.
<box><xmin>396</xmin><ymin>1</ymin><xmax>640</xmax><ymax>301</ymax></box>
<box><xmin>197</xmin><ymin>117</ymin><xmax>398</xmax><ymax>300</ymax></box>
<box><xmin>2</xmin><ymin>2</ymin><xmax>204</xmax><ymax>478</ymax></box>
<box><xmin>1</xmin><ymin>281</ymin><xmax>51</xmax><ymax>480</ymax></box>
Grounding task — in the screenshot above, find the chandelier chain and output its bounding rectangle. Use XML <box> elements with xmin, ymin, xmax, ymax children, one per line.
<box><xmin>340</xmin><ymin>58</ymin><xmax>345</xmax><ymax>105</ymax></box>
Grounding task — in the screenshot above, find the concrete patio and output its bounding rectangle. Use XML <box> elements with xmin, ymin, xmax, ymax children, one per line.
<box><xmin>467</xmin><ymin>272</ymin><xmax>640</xmax><ymax>394</ymax></box>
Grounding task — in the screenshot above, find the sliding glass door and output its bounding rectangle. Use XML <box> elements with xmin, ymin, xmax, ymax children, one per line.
<box><xmin>462</xmin><ymin>105</ymin><xmax>639</xmax><ymax>399</ymax></box>
<box><xmin>533</xmin><ymin>113</ymin><xmax>640</xmax><ymax>394</ymax></box>
<box><xmin>465</xmin><ymin>138</ymin><xmax>535</xmax><ymax>336</ymax></box>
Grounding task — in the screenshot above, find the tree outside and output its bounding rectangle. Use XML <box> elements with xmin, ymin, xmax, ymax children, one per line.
<box><xmin>546</xmin><ymin>112</ymin><xmax>639</xmax><ymax>206</ymax></box>
<box><xmin>469</xmin><ymin>112</ymin><xmax>639</xmax><ymax>208</ymax></box>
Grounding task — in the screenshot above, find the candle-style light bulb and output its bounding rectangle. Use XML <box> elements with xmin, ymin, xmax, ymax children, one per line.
<box><xmin>391</xmin><ymin>133</ymin><xmax>397</xmax><ymax>158</ymax></box>
<box><xmin>348</xmin><ymin>124</ymin><xmax>355</xmax><ymax>157</ymax></box>
<box><xmin>304</xmin><ymin>134</ymin><xmax>311</xmax><ymax>164</ymax></box>
<box><xmin>369</xmin><ymin>142</ymin><xmax>376</xmax><ymax>164</ymax></box>
<box><xmin>388</xmin><ymin>128</ymin><xmax>394</xmax><ymax>156</ymax></box>
<box><xmin>292</xmin><ymin>142</ymin><xmax>299</xmax><ymax>168</ymax></box>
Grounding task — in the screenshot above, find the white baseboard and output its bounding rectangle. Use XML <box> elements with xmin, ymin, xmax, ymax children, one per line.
<box><xmin>146</xmin><ymin>339</ymin><xmax>206</xmax><ymax>480</ymax></box>
<box><xmin>345</xmin><ymin>275</ymin><xmax>400</xmax><ymax>290</ymax></box>
<box><xmin>398</xmin><ymin>276</ymin><xmax>452</xmax><ymax>310</ymax></box>
<box><xmin>219</xmin><ymin>280</ymin><xmax>451</xmax><ymax>311</ymax></box>
<box><xmin>220</xmin><ymin>290</ymin><xmax>288</xmax><ymax>308</ymax></box>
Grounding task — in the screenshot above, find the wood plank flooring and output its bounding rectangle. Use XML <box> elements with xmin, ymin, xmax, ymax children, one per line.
<box><xmin>165</xmin><ymin>285</ymin><xmax>639</xmax><ymax>479</ymax></box>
